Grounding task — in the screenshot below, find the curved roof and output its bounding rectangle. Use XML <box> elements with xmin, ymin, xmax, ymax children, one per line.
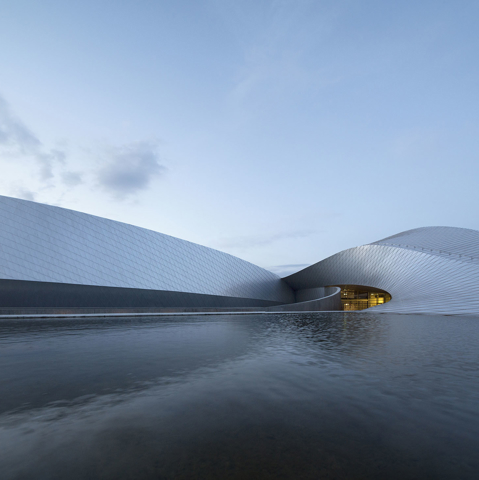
<box><xmin>284</xmin><ymin>227</ymin><xmax>479</xmax><ymax>315</ymax></box>
<box><xmin>1</xmin><ymin>195</ymin><xmax>478</xmax><ymax>314</ymax></box>
<box><xmin>0</xmin><ymin>195</ymin><xmax>294</xmax><ymax>305</ymax></box>
<box><xmin>374</xmin><ymin>226</ymin><xmax>479</xmax><ymax>261</ymax></box>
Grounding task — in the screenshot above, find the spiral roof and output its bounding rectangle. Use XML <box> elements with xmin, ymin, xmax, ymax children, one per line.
<box><xmin>284</xmin><ymin>227</ymin><xmax>479</xmax><ymax>315</ymax></box>
<box><xmin>1</xmin><ymin>194</ymin><xmax>478</xmax><ymax>314</ymax></box>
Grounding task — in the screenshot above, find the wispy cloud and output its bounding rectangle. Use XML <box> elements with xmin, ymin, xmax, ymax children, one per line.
<box><xmin>0</xmin><ymin>96</ymin><xmax>39</xmax><ymax>150</ymax></box>
<box><xmin>96</xmin><ymin>141</ymin><xmax>166</xmax><ymax>200</ymax></box>
<box><xmin>267</xmin><ymin>263</ymin><xmax>310</xmax><ymax>277</ymax></box>
<box><xmin>220</xmin><ymin>1</ymin><xmax>344</xmax><ymax>106</ymax></box>
<box><xmin>216</xmin><ymin>229</ymin><xmax>317</xmax><ymax>250</ymax></box>
<box><xmin>11</xmin><ymin>186</ymin><xmax>36</xmax><ymax>202</ymax></box>
<box><xmin>0</xmin><ymin>94</ymin><xmax>165</xmax><ymax>203</ymax></box>
<box><xmin>61</xmin><ymin>171</ymin><xmax>83</xmax><ymax>186</ymax></box>
<box><xmin>0</xmin><ymin>95</ymin><xmax>66</xmax><ymax>181</ymax></box>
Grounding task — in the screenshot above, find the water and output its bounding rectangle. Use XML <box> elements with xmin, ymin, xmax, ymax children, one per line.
<box><xmin>0</xmin><ymin>312</ymin><xmax>478</xmax><ymax>479</ymax></box>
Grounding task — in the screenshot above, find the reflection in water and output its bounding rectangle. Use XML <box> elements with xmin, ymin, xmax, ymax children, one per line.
<box><xmin>1</xmin><ymin>313</ymin><xmax>478</xmax><ymax>479</ymax></box>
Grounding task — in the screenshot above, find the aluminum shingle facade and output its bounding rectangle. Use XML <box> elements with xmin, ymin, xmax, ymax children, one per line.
<box><xmin>0</xmin><ymin>196</ymin><xmax>294</xmax><ymax>308</ymax></box>
<box><xmin>1</xmin><ymin>195</ymin><xmax>478</xmax><ymax>314</ymax></box>
<box><xmin>284</xmin><ymin>227</ymin><xmax>479</xmax><ymax>315</ymax></box>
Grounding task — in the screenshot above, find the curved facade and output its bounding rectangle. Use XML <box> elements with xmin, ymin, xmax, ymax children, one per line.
<box><xmin>0</xmin><ymin>196</ymin><xmax>294</xmax><ymax>308</ymax></box>
<box><xmin>284</xmin><ymin>227</ymin><xmax>479</xmax><ymax>315</ymax></box>
<box><xmin>0</xmin><ymin>195</ymin><xmax>478</xmax><ymax>315</ymax></box>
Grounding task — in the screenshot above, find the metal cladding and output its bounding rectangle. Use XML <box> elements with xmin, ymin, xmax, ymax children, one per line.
<box><xmin>0</xmin><ymin>196</ymin><xmax>294</xmax><ymax>308</ymax></box>
<box><xmin>284</xmin><ymin>227</ymin><xmax>479</xmax><ymax>315</ymax></box>
<box><xmin>1</xmin><ymin>195</ymin><xmax>478</xmax><ymax>314</ymax></box>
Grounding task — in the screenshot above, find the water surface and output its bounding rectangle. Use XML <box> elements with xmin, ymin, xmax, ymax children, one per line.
<box><xmin>1</xmin><ymin>312</ymin><xmax>478</xmax><ymax>479</ymax></box>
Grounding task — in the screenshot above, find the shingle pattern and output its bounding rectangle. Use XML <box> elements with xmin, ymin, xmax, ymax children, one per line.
<box><xmin>0</xmin><ymin>196</ymin><xmax>294</xmax><ymax>305</ymax></box>
<box><xmin>284</xmin><ymin>227</ymin><xmax>479</xmax><ymax>315</ymax></box>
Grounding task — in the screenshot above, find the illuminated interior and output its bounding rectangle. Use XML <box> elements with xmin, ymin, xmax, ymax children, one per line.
<box><xmin>332</xmin><ymin>285</ymin><xmax>392</xmax><ymax>311</ymax></box>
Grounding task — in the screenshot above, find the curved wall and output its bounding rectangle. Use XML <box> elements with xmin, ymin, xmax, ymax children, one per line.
<box><xmin>1</xmin><ymin>195</ymin><xmax>478</xmax><ymax>314</ymax></box>
<box><xmin>0</xmin><ymin>196</ymin><xmax>295</xmax><ymax>308</ymax></box>
<box><xmin>284</xmin><ymin>227</ymin><xmax>479</xmax><ymax>315</ymax></box>
<box><xmin>266</xmin><ymin>287</ymin><xmax>342</xmax><ymax>312</ymax></box>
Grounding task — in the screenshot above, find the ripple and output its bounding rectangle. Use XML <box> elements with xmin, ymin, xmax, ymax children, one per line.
<box><xmin>1</xmin><ymin>312</ymin><xmax>478</xmax><ymax>479</ymax></box>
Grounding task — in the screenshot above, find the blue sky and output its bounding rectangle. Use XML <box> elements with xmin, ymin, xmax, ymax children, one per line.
<box><xmin>0</xmin><ymin>0</ymin><xmax>478</xmax><ymax>275</ymax></box>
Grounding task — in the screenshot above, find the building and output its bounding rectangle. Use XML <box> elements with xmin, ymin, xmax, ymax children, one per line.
<box><xmin>284</xmin><ymin>227</ymin><xmax>479</xmax><ymax>315</ymax></box>
<box><xmin>0</xmin><ymin>195</ymin><xmax>478</xmax><ymax>314</ymax></box>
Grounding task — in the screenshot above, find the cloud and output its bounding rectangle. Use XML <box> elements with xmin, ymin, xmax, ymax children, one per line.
<box><xmin>0</xmin><ymin>94</ymin><xmax>164</xmax><ymax>203</ymax></box>
<box><xmin>96</xmin><ymin>142</ymin><xmax>165</xmax><ymax>199</ymax></box>
<box><xmin>0</xmin><ymin>95</ymin><xmax>66</xmax><ymax>181</ymax></box>
<box><xmin>61</xmin><ymin>171</ymin><xmax>83</xmax><ymax>186</ymax></box>
<box><xmin>222</xmin><ymin>1</ymin><xmax>343</xmax><ymax>107</ymax></box>
<box><xmin>217</xmin><ymin>229</ymin><xmax>317</xmax><ymax>250</ymax></box>
<box><xmin>267</xmin><ymin>263</ymin><xmax>310</xmax><ymax>277</ymax></box>
<box><xmin>11</xmin><ymin>187</ymin><xmax>36</xmax><ymax>202</ymax></box>
<box><xmin>0</xmin><ymin>96</ymin><xmax>39</xmax><ymax>150</ymax></box>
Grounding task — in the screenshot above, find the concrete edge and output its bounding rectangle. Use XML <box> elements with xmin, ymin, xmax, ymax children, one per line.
<box><xmin>0</xmin><ymin>309</ymin><xmax>477</xmax><ymax>320</ymax></box>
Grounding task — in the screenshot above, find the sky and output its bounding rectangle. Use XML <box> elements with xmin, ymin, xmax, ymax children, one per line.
<box><xmin>0</xmin><ymin>0</ymin><xmax>478</xmax><ymax>276</ymax></box>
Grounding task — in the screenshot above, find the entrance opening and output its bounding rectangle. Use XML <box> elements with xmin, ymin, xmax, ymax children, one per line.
<box><xmin>330</xmin><ymin>285</ymin><xmax>392</xmax><ymax>311</ymax></box>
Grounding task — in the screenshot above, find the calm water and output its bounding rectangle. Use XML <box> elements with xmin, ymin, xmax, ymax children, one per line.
<box><xmin>0</xmin><ymin>312</ymin><xmax>478</xmax><ymax>479</ymax></box>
